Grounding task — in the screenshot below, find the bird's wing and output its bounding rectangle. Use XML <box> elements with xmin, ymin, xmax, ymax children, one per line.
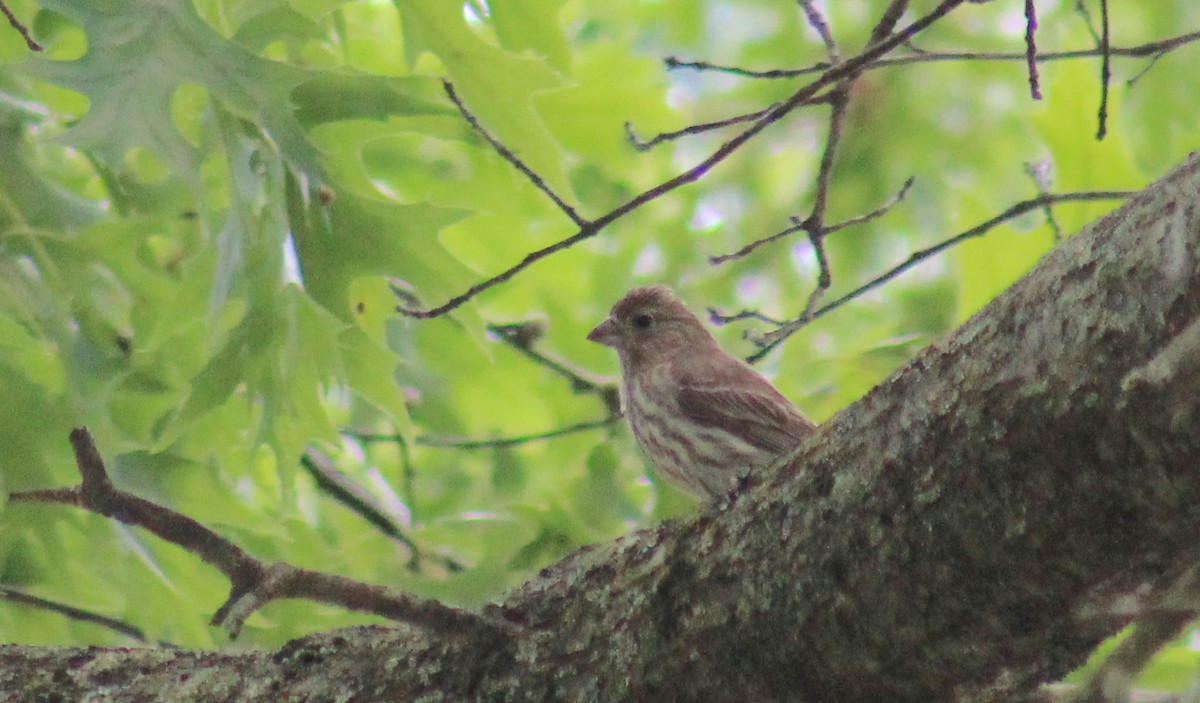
<box><xmin>674</xmin><ymin>357</ymin><xmax>814</xmax><ymax>454</ymax></box>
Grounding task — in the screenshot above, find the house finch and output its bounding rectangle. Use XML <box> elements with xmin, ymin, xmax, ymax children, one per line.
<box><xmin>588</xmin><ymin>285</ymin><xmax>815</xmax><ymax>500</ymax></box>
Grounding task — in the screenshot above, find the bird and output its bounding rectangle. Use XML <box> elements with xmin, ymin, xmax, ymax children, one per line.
<box><xmin>587</xmin><ymin>285</ymin><xmax>815</xmax><ymax>500</ymax></box>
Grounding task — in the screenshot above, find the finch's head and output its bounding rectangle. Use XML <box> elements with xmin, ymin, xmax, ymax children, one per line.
<box><xmin>588</xmin><ymin>286</ymin><xmax>716</xmax><ymax>362</ymax></box>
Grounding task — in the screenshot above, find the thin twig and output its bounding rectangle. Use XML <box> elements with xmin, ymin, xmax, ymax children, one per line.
<box><xmin>1023</xmin><ymin>161</ymin><xmax>1062</xmax><ymax>241</ymax></box>
<box><xmin>711</xmin><ymin>176</ymin><xmax>914</xmax><ymax>265</ymax></box>
<box><xmin>0</xmin><ymin>1</ymin><xmax>41</xmax><ymax>51</ymax></box>
<box><xmin>868</xmin><ymin>0</ymin><xmax>912</xmax><ymax>46</ymax></box>
<box><xmin>665</xmin><ymin>31</ymin><xmax>1200</xmax><ymax>79</ymax></box>
<box><xmin>824</xmin><ymin>177</ymin><xmax>915</xmax><ymax>235</ymax></box>
<box><xmin>397</xmin><ymin>433</ymin><xmax>417</xmax><ymax>525</ymax></box>
<box><xmin>745</xmin><ymin>190</ymin><xmax>1134</xmax><ymax>361</ymax></box>
<box><xmin>805</xmin><ymin>14</ymin><xmax>846</xmax><ymax>222</ymax></box>
<box><xmin>0</xmin><ymin>586</ymin><xmax>148</xmax><ymax>642</ymax></box>
<box><xmin>349</xmin><ymin>417</ymin><xmax>619</xmax><ymax>451</ymax></box>
<box><xmin>300</xmin><ymin>447</ymin><xmax>464</xmax><ymax>572</ymax></box>
<box><xmin>487</xmin><ymin>322</ymin><xmax>618</xmax><ymax>405</ymax></box>
<box><xmin>397</xmin><ymin>0</ymin><xmax>972</xmax><ymax>320</ymax></box>
<box><xmin>683</xmin><ymin>0</ymin><xmax>840</xmax><ymax>270</ymax></box>
<box><xmin>664</xmin><ymin>56</ymin><xmax>829</xmax><ymax>78</ymax></box>
<box><xmin>709</xmin><ymin>308</ymin><xmax>785</xmax><ymax>327</ymax></box>
<box><xmin>343</xmin><ymin>320</ymin><xmax>622</xmax><ymax>451</ymax></box>
<box><xmin>421</xmin><ymin>418</ymin><xmax>620</xmax><ymax>449</ymax></box>
<box><xmin>303</xmin><ymin>449</ymin><xmax>424</xmax><ymax>572</ymax></box>
<box><xmin>1074</xmin><ymin>0</ymin><xmax>1102</xmax><ymax>45</ymax></box>
<box><xmin>1024</xmin><ymin>0</ymin><xmax>1042</xmax><ymax>100</ymax></box>
<box><xmin>1095</xmin><ymin>0</ymin><xmax>1111</xmax><ymax>140</ymax></box>
<box><xmin>1124</xmin><ymin>51</ymin><xmax>1165</xmax><ymax>87</ymax></box>
<box><xmin>798</xmin><ymin>225</ymin><xmax>833</xmax><ymax>324</ymax></box>
<box><xmin>799</xmin><ymin>0</ymin><xmax>840</xmax><ymax>61</ymax></box>
<box><xmin>710</xmin><ymin>2</ymin><xmax>854</xmax><ymax>275</ymax></box>
<box><xmin>707</xmin><ymin>0</ymin><xmax>849</xmax><ymax>322</ymax></box>
<box><xmin>790</xmin><ymin>88</ymin><xmax>850</xmax><ymax>321</ymax></box>
<box><xmin>442</xmin><ymin>80</ymin><xmax>587</xmax><ymax>228</ymax></box>
<box><xmin>626</xmin><ymin>101</ymin><xmax>836</xmax><ymax>152</ymax></box>
<box><xmin>710</xmin><ymin>220</ymin><xmax>806</xmax><ymax>265</ymax></box>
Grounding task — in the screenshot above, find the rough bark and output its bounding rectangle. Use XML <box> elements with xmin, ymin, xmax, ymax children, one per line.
<box><xmin>3</xmin><ymin>153</ymin><xmax>1199</xmax><ymax>703</ymax></box>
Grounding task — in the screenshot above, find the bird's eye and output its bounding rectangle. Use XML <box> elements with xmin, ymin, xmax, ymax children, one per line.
<box><xmin>632</xmin><ymin>313</ymin><xmax>653</xmax><ymax>330</ymax></box>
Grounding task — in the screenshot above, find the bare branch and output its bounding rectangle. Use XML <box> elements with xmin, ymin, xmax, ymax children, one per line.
<box><xmin>709</xmin><ymin>307</ymin><xmax>784</xmax><ymax>327</ymax></box>
<box><xmin>709</xmin><ymin>219</ymin><xmax>805</xmax><ymax>265</ymax></box>
<box><xmin>349</xmin><ymin>417</ymin><xmax>619</xmax><ymax>451</ymax></box>
<box><xmin>1096</xmin><ymin>0</ymin><xmax>1111</xmax><ymax>139</ymax></box>
<box><xmin>808</xmin><ymin>92</ymin><xmax>848</xmax><ymax>225</ymax></box>
<box><xmin>710</xmin><ymin>176</ymin><xmax>913</xmax><ymax>265</ymax></box>
<box><xmin>1024</xmin><ymin>0</ymin><xmax>1043</xmax><ymax>100</ymax></box>
<box><xmin>397</xmin><ymin>0</ymin><xmax>972</xmax><ymax>320</ymax></box>
<box><xmin>487</xmin><ymin>322</ymin><xmax>619</xmax><ymax>407</ymax></box>
<box><xmin>798</xmin><ymin>0</ymin><xmax>840</xmax><ymax>62</ymax></box>
<box><xmin>664</xmin><ymin>56</ymin><xmax>828</xmax><ymax>79</ymax></box>
<box><xmin>824</xmin><ymin>177</ymin><xmax>915</xmax><ymax>235</ymax></box>
<box><xmin>0</xmin><ymin>586</ymin><xmax>147</xmax><ymax>643</ymax></box>
<box><xmin>626</xmin><ymin>103</ymin><xmax>808</xmax><ymax>152</ymax></box>
<box><xmin>746</xmin><ymin>190</ymin><xmax>1134</xmax><ymax>361</ymax></box>
<box><xmin>797</xmin><ymin>226</ymin><xmax>833</xmax><ymax>326</ymax></box>
<box><xmin>868</xmin><ymin>0</ymin><xmax>911</xmax><ymax>46</ymax></box>
<box><xmin>344</xmin><ymin>319</ymin><xmax>621</xmax><ymax>451</ymax></box>
<box><xmin>419</xmin><ymin>418</ymin><xmax>620</xmax><ymax>449</ymax></box>
<box><xmin>11</xmin><ymin>428</ymin><xmax>498</xmax><ymax>640</ymax></box>
<box><xmin>0</xmin><ymin>1</ymin><xmax>41</xmax><ymax>52</ymax></box>
<box><xmin>1125</xmin><ymin>51</ymin><xmax>1166</xmax><ymax>87</ymax></box>
<box><xmin>667</xmin><ymin>31</ymin><xmax>1200</xmax><ymax>79</ymax></box>
<box><xmin>300</xmin><ymin>448</ymin><xmax>465</xmax><ymax>573</ymax></box>
<box><xmin>1074</xmin><ymin>0</ymin><xmax>1102</xmax><ymax>45</ymax></box>
<box><xmin>441</xmin><ymin>80</ymin><xmax>587</xmax><ymax>228</ymax></box>
<box><xmin>786</xmin><ymin>84</ymin><xmax>851</xmax><ymax>322</ymax></box>
<box><xmin>1024</xmin><ymin>161</ymin><xmax>1063</xmax><ymax>241</ymax></box>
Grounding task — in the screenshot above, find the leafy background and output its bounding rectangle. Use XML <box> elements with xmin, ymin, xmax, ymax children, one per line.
<box><xmin>0</xmin><ymin>0</ymin><xmax>1197</xmax><ymax>688</ymax></box>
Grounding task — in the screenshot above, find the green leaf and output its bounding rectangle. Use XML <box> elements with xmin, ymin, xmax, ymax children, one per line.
<box><xmin>165</xmin><ymin>306</ymin><xmax>274</xmax><ymax>437</ymax></box>
<box><xmin>490</xmin><ymin>445</ymin><xmax>527</xmax><ymax>497</ymax></box>
<box><xmin>489</xmin><ymin>0</ymin><xmax>572</xmax><ymax>73</ymax></box>
<box><xmin>0</xmin><ymin>315</ymin><xmax>64</xmax><ymax>395</ymax></box>
<box><xmin>22</xmin><ymin>0</ymin><xmax>319</xmax><ymax>176</ymax></box>
<box><xmin>0</xmin><ymin>105</ymin><xmax>100</xmax><ymax>230</ymax></box>
<box><xmin>232</xmin><ymin>5</ymin><xmax>324</xmax><ymax>52</ymax></box>
<box><xmin>340</xmin><ymin>325</ymin><xmax>413</xmax><ymax>432</ymax></box>
<box><xmin>287</xmin><ymin>177</ymin><xmax>480</xmax><ymax>325</ymax></box>
<box><xmin>292</xmin><ymin>74</ymin><xmax>458</xmax><ymax>127</ymax></box>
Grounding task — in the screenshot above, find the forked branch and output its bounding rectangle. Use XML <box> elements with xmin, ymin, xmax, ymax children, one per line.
<box><xmin>10</xmin><ymin>429</ymin><xmax>502</xmax><ymax>640</ymax></box>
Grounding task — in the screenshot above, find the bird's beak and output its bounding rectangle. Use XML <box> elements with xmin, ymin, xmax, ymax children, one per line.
<box><xmin>587</xmin><ymin>318</ymin><xmax>618</xmax><ymax>347</ymax></box>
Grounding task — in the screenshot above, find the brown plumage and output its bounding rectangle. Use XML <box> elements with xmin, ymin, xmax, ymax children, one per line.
<box><xmin>588</xmin><ymin>285</ymin><xmax>815</xmax><ymax>500</ymax></box>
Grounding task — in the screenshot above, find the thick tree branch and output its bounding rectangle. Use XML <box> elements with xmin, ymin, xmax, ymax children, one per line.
<box><xmin>3</xmin><ymin>150</ymin><xmax>1198</xmax><ymax>703</ymax></box>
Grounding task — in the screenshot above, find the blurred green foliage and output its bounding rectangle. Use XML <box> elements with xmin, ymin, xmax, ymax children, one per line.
<box><xmin>0</xmin><ymin>3</ymin><xmax>1197</xmax><ymax>689</ymax></box>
